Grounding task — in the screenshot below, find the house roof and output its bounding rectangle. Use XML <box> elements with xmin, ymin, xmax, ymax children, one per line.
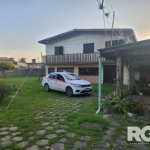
<box><xmin>38</xmin><ymin>28</ymin><xmax>137</xmax><ymax>45</ymax></box>
<box><xmin>98</xmin><ymin>39</ymin><xmax>150</xmax><ymax>64</ymax></box>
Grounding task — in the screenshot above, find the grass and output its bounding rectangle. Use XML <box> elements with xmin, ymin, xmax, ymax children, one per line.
<box><xmin>92</xmin><ymin>83</ymin><xmax>115</xmax><ymax>97</ymax></box>
<box><xmin>0</xmin><ymin>77</ymin><xmax>149</xmax><ymax>150</ymax></box>
<box><xmin>0</xmin><ymin>77</ymin><xmax>110</xmax><ymax>150</ymax></box>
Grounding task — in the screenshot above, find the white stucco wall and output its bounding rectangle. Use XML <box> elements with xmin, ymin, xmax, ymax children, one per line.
<box><xmin>46</xmin><ymin>33</ymin><xmax>125</xmax><ymax>55</ymax></box>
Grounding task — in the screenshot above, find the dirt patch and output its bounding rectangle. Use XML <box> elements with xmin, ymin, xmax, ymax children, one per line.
<box><xmin>79</xmin><ymin>122</ymin><xmax>103</xmax><ymax>131</ymax></box>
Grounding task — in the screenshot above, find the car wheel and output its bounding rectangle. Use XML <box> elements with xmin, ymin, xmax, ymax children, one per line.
<box><xmin>66</xmin><ymin>87</ymin><xmax>73</xmax><ymax>97</ymax></box>
<box><xmin>44</xmin><ymin>84</ymin><xmax>50</xmax><ymax>92</ymax></box>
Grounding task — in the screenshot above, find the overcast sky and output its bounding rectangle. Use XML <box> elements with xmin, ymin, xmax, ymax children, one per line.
<box><xmin>0</xmin><ymin>0</ymin><xmax>150</xmax><ymax>62</ymax></box>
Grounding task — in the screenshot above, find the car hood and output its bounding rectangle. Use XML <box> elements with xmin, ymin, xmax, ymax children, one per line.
<box><xmin>67</xmin><ymin>79</ymin><xmax>91</xmax><ymax>85</ymax></box>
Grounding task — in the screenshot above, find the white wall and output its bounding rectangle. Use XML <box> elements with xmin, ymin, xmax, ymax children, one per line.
<box><xmin>123</xmin><ymin>65</ymin><xmax>129</xmax><ymax>85</ymax></box>
<box><xmin>46</xmin><ymin>33</ymin><xmax>125</xmax><ymax>55</ymax></box>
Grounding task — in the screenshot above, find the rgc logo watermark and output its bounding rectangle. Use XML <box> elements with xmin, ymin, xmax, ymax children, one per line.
<box><xmin>127</xmin><ymin>126</ymin><xmax>150</xmax><ymax>142</ymax></box>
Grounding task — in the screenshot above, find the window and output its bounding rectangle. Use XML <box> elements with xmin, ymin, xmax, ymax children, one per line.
<box><xmin>57</xmin><ymin>68</ymin><xmax>74</xmax><ymax>73</ymax></box>
<box><xmin>49</xmin><ymin>73</ymin><xmax>56</xmax><ymax>79</ymax></box>
<box><xmin>48</xmin><ymin>68</ymin><xmax>54</xmax><ymax>74</ymax></box>
<box><xmin>55</xmin><ymin>46</ymin><xmax>63</xmax><ymax>55</ymax></box>
<box><xmin>79</xmin><ymin>67</ymin><xmax>98</xmax><ymax>76</ymax></box>
<box><xmin>83</xmin><ymin>43</ymin><xmax>94</xmax><ymax>54</ymax></box>
<box><xmin>56</xmin><ymin>74</ymin><xmax>64</xmax><ymax>81</ymax></box>
<box><xmin>105</xmin><ymin>40</ymin><xmax>125</xmax><ymax>48</ymax></box>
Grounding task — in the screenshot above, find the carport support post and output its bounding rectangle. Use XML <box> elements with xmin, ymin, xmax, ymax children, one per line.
<box><xmin>96</xmin><ymin>53</ymin><xmax>102</xmax><ymax>114</ymax></box>
<box><xmin>116</xmin><ymin>56</ymin><xmax>121</xmax><ymax>98</ymax></box>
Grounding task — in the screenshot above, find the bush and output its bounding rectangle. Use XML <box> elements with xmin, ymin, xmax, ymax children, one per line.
<box><xmin>0</xmin><ymin>81</ymin><xmax>13</xmax><ymax>102</ymax></box>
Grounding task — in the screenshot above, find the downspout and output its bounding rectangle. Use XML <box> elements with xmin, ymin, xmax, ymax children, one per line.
<box><xmin>96</xmin><ymin>53</ymin><xmax>102</xmax><ymax>114</ymax></box>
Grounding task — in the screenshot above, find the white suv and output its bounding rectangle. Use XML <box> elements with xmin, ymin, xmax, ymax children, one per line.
<box><xmin>42</xmin><ymin>72</ymin><xmax>92</xmax><ymax>96</ymax></box>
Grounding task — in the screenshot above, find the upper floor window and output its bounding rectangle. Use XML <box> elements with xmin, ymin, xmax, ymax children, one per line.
<box><xmin>83</xmin><ymin>43</ymin><xmax>94</xmax><ymax>54</ymax></box>
<box><xmin>55</xmin><ymin>46</ymin><xmax>63</xmax><ymax>55</ymax></box>
<box><xmin>105</xmin><ymin>40</ymin><xmax>125</xmax><ymax>48</ymax></box>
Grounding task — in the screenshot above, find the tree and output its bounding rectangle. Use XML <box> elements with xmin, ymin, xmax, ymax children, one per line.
<box><xmin>19</xmin><ymin>57</ymin><xmax>26</xmax><ymax>63</ymax></box>
<box><xmin>0</xmin><ymin>61</ymin><xmax>15</xmax><ymax>70</ymax></box>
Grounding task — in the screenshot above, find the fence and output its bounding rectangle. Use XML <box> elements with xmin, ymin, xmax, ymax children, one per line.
<box><xmin>0</xmin><ymin>68</ymin><xmax>45</xmax><ymax>77</ymax></box>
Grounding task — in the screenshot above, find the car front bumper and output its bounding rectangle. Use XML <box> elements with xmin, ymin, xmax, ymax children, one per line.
<box><xmin>72</xmin><ymin>86</ymin><xmax>92</xmax><ymax>95</ymax></box>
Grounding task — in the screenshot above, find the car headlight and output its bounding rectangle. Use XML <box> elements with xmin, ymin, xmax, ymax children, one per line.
<box><xmin>72</xmin><ymin>84</ymin><xmax>82</xmax><ymax>87</ymax></box>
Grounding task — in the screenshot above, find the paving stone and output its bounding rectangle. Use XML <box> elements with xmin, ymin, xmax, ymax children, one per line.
<box><xmin>115</xmin><ymin>139</ymin><xmax>127</xmax><ymax>147</ymax></box>
<box><xmin>46</xmin><ymin>134</ymin><xmax>57</xmax><ymax>139</ymax></box>
<box><xmin>98</xmin><ymin>140</ymin><xmax>109</xmax><ymax>147</ymax></box>
<box><xmin>50</xmin><ymin>143</ymin><xmax>65</xmax><ymax>150</ymax></box>
<box><xmin>113</xmin><ymin>145</ymin><xmax>126</xmax><ymax>150</ymax></box>
<box><xmin>80</xmin><ymin>136</ymin><xmax>91</xmax><ymax>141</ymax></box>
<box><xmin>17</xmin><ymin>141</ymin><xmax>28</xmax><ymax>148</ymax></box>
<box><xmin>0</xmin><ymin>141</ymin><xmax>12</xmax><ymax>147</ymax></box>
<box><xmin>109</xmin><ymin>127</ymin><xmax>115</xmax><ymax>131</ymax></box>
<box><xmin>0</xmin><ymin>131</ymin><xmax>9</xmax><ymax>135</ymax></box>
<box><xmin>61</xmin><ymin>125</ymin><xmax>69</xmax><ymax>129</ymax></box>
<box><xmin>133</xmin><ymin>143</ymin><xmax>148</xmax><ymax>150</ymax></box>
<box><xmin>12</xmin><ymin>132</ymin><xmax>21</xmax><ymax>136</ymax></box>
<box><xmin>46</xmin><ymin>126</ymin><xmax>54</xmax><ymax>130</ymax></box>
<box><xmin>1</xmin><ymin>135</ymin><xmax>11</xmax><ymax>141</ymax></box>
<box><xmin>119</xmin><ymin>135</ymin><xmax>126</xmax><ymax>139</ymax></box>
<box><xmin>59</xmin><ymin>138</ymin><xmax>68</xmax><ymax>143</ymax></box>
<box><xmin>106</xmin><ymin>130</ymin><xmax>113</xmax><ymax>135</ymax></box>
<box><xmin>36</xmin><ymin>139</ymin><xmax>48</xmax><ymax>146</ymax></box>
<box><xmin>55</xmin><ymin>129</ymin><xmax>66</xmax><ymax>133</ymax></box>
<box><xmin>93</xmin><ymin>148</ymin><xmax>104</xmax><ymax>150</ymax></box>
<box><xmin>59</xmin><ymin>119</ymin><xmax>65</xmax><ymax>121</ymax></box>
<box><xmin>36</xmin><ymin>130</ymin><xmax>46</xmax><ymax>135</ymax></box>
<box><xmin>12</xmin><ymin>136</ymin><xmax>23</xmax><ymax>141</ymax></box>
<box><xmin>74</xmin><ymin>141</ymin><xmax>86</xmax><ymax>148</ymax></box>
<box><xmin>35</xmin><ymin>116</ymin><xmax>43</xmax><ymax>119</ymax></box>
<box><xmin>26</xmin><ymin>145</ymin><xmax>40</xmax><ymax>150</ymax></box>
<box><xmin>111</xmin><ymin>121</ymin><xmax>120</xmax><ymax>127</ymax></box>
<box><xmin>103</xmin><ymin>135</ymin><xmax>112</xmax><ymax>141</ymax></box>
<box><xmin>66</xmin><ymin>132</ymin><xmax>76</xmax><ymax>137</ymax></box>
<box><xmin>28</xmin><ymin>131</ymin><xmax>33</xmax><ymax>135</ymax></box>
<box><xmin>52</xmin><ymin>122</ymin><xmax>58</xmax><ymax>125</ymax></box>
<box><xmin>29</xmin><ymin>136</ymin><xmax>34</xmax><ymax>140</ymax></box>
<box><xmin>9</xmin><ymin>126</ymin><xmax>18</xmax><ymax>131</ymax></box>
<box><xmin>42</xmin><ymin>122</ymin><xmax>50</xmax><ymax>126</ymax></box>
<box><xmin>0</xmin><ymin>127</ymin><xmax>8</xmax><ymax>131</ymax></box>
<box><xmin>68</xmin><ymin>148</ymin><xmax>76</xmax><ymax>150</ymax></box>
<box><xmin>102</xmin><ymin>114</ymin><xmax>111</xmax><ymax>119</ymax></box>
<box><xmin>44</xmin><ymin>146</ymin><xmax>50</xmax><ymax>149</ymax></box>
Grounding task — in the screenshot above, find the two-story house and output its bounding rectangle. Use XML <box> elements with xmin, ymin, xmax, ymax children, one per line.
<box><xmin>38</xmin><ymin>29</ymin><xmax>137</xmax><ymax>83</ymax></box>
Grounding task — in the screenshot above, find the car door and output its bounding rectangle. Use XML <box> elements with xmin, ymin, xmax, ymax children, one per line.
<box><xmin>48</xmin><ymin>73</ymin><xmax>57</xmax><ymax>90</ymax></box>
<box><xmin>55</xmin><ymin>73</ymin><xmax>66</xmax><ymax>92</ymax></box>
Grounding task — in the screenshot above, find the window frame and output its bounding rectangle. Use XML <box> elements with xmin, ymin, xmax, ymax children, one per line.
<box><xmin>83</xmin><ymin>43</ymin><xmax>94</xmax><ymax>54</ymax></box>
<box><xmin>54</xmin><ymin>46</ymin><xmax>63</xmax><ymax>55</ymax></box>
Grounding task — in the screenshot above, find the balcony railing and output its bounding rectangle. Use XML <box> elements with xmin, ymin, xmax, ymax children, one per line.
<box><xmin>42</xmin><ymin>52</ymin><xmax>105</xmax><ymax>64</ymax></box>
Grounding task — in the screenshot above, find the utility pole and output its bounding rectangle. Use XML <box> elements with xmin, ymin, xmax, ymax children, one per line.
<box><xmin>110</xmin><ymin>11</ymin><xmax>115</xmax><ymax>46</ymax></box>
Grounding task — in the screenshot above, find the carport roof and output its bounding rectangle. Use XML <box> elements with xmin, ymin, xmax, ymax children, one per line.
<box><xmin>98</xmin><ymin>39</ymin><xmax>150</xmax><ymax>64</ymax></box>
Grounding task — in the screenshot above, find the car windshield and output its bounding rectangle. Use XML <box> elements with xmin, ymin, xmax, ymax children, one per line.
<box><xmin>64</xmin><ymin>73</ymin><xmax>81</xmax><ymax>80</ymax></box>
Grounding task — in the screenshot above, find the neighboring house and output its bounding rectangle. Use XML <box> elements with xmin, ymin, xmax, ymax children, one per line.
<box><xmin>15</xmin><ymin>62</ymin><xmax>28</xmax><ymax>68</ymax></box>
<box><xmin>38</xmin><ymin>29</ymin><xmax>137</xmax><ymax>83</ymax></box>
<box><xmin>0</xmin><ymin>57</ymin><xmax>8</xmax><ymax>63</ymax></box>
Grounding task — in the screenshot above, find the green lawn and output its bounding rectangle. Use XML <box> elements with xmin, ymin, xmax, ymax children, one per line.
<box><xmin>0</xmin><ymin>77</ymin><xmax>149</xmax><ymax>150</ymax></box>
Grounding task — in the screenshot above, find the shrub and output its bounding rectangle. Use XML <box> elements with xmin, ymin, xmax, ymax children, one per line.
<box><xmin>0</xmin><ymin>81</ymin><xmax>13</xmax><ymax>102</ymax></box>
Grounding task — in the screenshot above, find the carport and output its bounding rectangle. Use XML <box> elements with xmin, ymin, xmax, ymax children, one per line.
<box><xmin>96</xmin><ymin>39</ymin><xmax>150</xmax><ymax>112</ymax></box>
